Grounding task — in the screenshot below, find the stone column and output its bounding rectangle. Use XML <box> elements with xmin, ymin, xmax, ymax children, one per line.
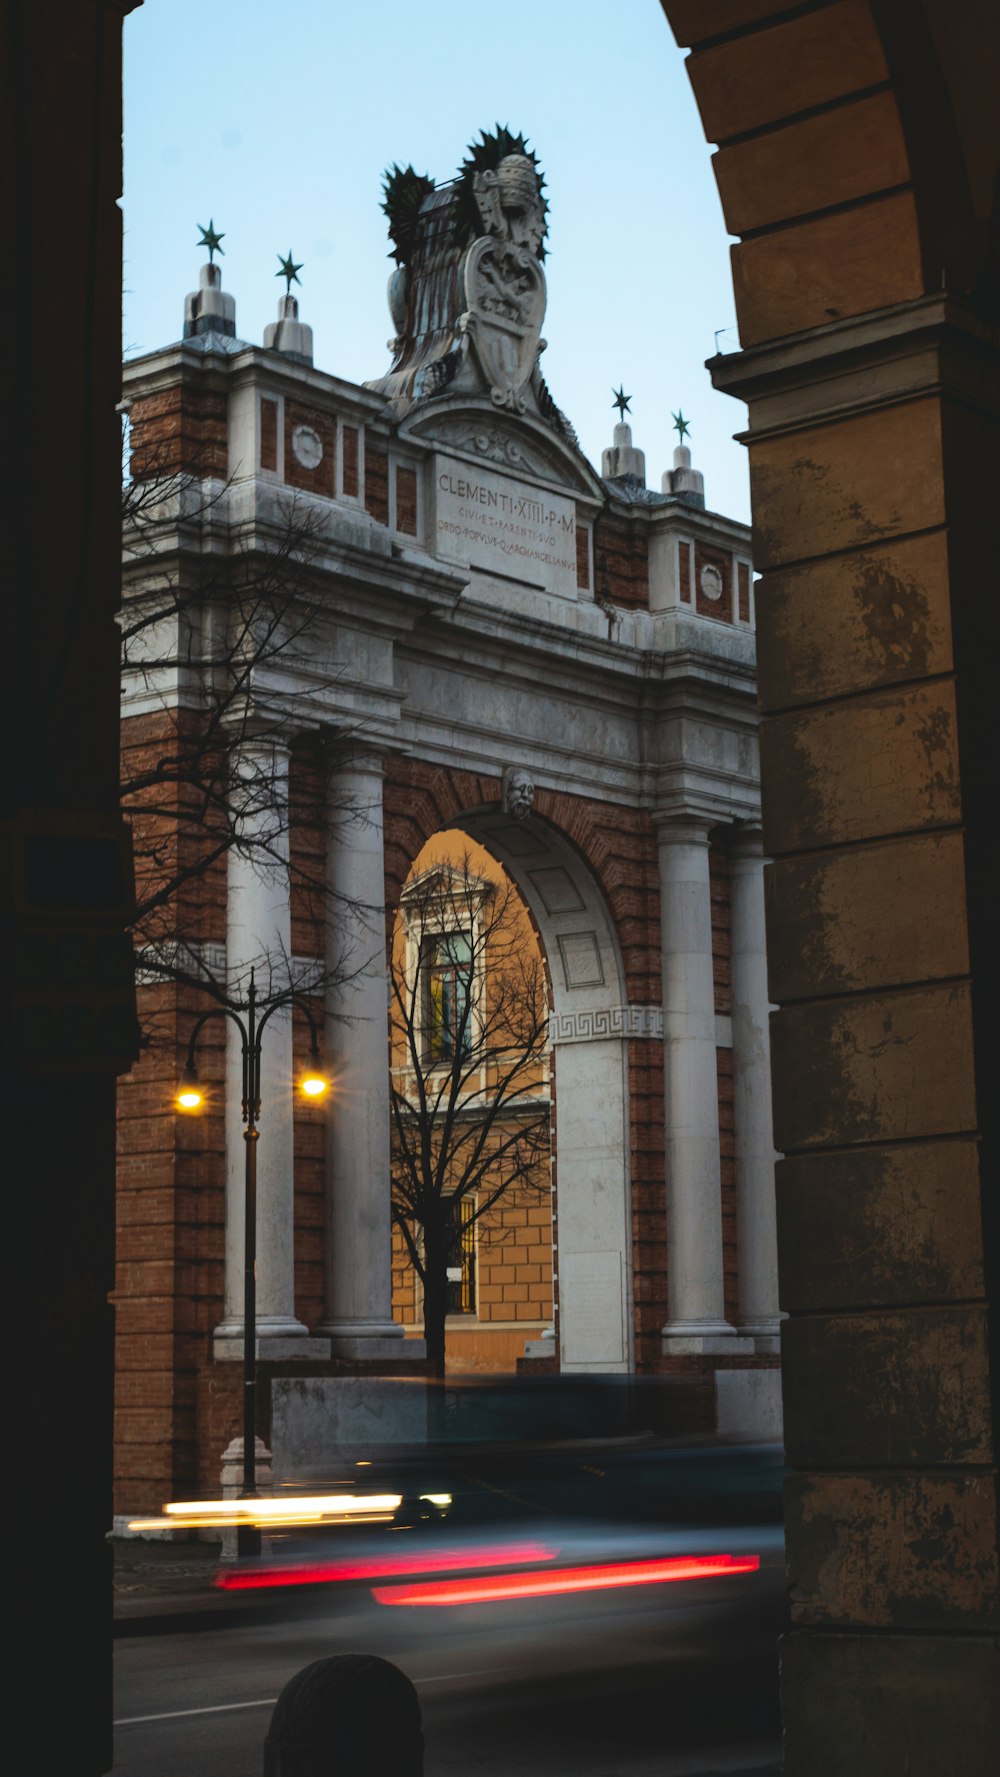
<box><xmin>657</xmin><ymin>815</ymin><xmax>738</xmax><ymax>1350</ymax></box>
<box><xmin>215</xmin><ymin>737</ymin><xmax>310</xmax><ymax>1350</ymax></box>
<box><xmin>319</xmin><ymin>750</ymin><xmax>406</xmax><ymax>1356</ymax></box>
<box><xmin>729</xmin><ymin>828</ymin><xmax>780</xmax><ymax>1349</ymax></box>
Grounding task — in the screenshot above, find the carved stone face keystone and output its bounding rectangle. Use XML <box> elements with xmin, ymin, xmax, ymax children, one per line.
<box><xmin>503</xmin><ymin>767</ymin><xmax>535</xmax><ymax>820</ymax></box>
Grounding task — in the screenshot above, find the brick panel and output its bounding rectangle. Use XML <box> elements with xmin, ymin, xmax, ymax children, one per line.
<box><xmin>737</xmin><ymin>560</ymin><xmax>751</xmax><ymax>623</ymax></box>
<box><xmin>260</xmin><ymin>397</ymin><xmax>278</xmax><ymax>471</ymax></box>
<box><xmin>342</xmin><ymin>425</ymin><xmax>359</xmax><ymax>498</ymax></box>
<box><xmin>694</xmin><ymin>540</ymin><xmax>733</xmax><ymax>621</ymax></box>
<box><xmin>709</xmin><ymin>845</ymin><xmax>732</xmax><ymax>1012</ymax></box>
<box><xmin>575</xmin><ymin>522</ymin><xmax>590</xmax><ymax>590</ymax></box>
<box><xmin>365</xmin><ymin>445</ymin><xmax>389</xmax><ymax>525</ymax></box>
<box><xmin>284</xmin><ymin>401</ymin><xmax>334</xmax><ymax>497</ymax></box>
<box><xmin>592</xmin><ymin>510</ymin><xmax>649</xmax><ymax>608</ymax></box>
<box><xmin>396</xmin><ymin>465</ymin><xmax>418</xmax><ymax>534</ymax></box>
<box><xmin>128</xmin><ymin>385</ymin><xmax>228</xmax><ymax>479</ymax></box>
<box><xmin>678</xmin><ymin>538</ymin><xmax>692</xmax><ymax>602</ymax></box>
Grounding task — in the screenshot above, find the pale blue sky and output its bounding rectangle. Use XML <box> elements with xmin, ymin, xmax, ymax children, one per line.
<box><xmin>123</xmin><ymin>0</ymin><xmax>749</xmax><ymax>523</ymax></box>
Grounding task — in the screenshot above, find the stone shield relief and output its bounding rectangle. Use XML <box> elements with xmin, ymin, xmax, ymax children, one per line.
<box><xmin>462</xmin><ymin>237</ymin><xmax>546</xmax><ymax>413</ymax></box>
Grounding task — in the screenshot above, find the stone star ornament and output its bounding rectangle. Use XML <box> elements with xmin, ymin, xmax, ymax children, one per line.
<box><xmin>197</xmin><ymin>220</ymin><xmax>225</xmax><ymax>262</ymax></box>
<box><xmin>612</xmin><ymin>386</ymin><xmax>632</xmax><ymax>421</ymax></box>
<box><xmin>277</xmin><ymin>251</ymin><xmax>303</xmax><ymax>293</ymax></box>
<box><xmin>672</xmin><ymin>409</ymin><xmax>691</xmax><ymax>442</ymax></box>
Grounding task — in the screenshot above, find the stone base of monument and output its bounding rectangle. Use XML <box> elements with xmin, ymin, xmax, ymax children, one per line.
<box><xmin>714</xmin><ymin>1368</ymin><xmax>783</xmax><ymax>1441</ymax></box>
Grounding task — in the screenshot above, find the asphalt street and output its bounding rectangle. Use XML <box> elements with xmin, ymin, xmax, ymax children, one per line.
<box><xmin>112</xmin><ymin>1583</ymin><xmax>783</xmax><ymax>1775</ymax></box>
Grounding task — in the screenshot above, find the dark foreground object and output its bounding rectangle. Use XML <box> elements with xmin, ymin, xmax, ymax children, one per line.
<box><xmin>264</xmin><ymin>1654</ymin><xmax>423</xmax><ymax>1776</ymax></box>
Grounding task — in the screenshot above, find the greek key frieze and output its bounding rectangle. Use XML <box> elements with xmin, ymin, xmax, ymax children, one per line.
<box><xmin>549</xmin><ymin>1004</ymin><xmax>664</xmax><ymax>1045</ymax></box>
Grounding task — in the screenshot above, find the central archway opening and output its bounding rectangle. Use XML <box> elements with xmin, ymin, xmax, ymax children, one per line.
<box><xmin>390</xmin><ymin>811</ymin><xmax>634</xmax><ymax>1377</ymax></box>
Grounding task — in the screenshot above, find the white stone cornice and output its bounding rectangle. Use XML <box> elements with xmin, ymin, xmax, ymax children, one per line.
<box><xmin>710</xmin><ymin>293</ymin><xmax>999</xmax><ymax>440</ymax></box>
<box><xmin>135</xmin><ymin>942</ymin><xmax>324</xmax><ymax>991</ymax></box>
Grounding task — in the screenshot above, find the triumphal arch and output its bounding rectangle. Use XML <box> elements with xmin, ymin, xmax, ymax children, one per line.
<box><xmin>117</xmin><ymin>129</ymin><xmax>779</xmax><ymax>1504</ymax></box>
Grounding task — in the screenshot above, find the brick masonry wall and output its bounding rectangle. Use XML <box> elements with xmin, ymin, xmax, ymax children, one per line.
<box><xmin>117</xmin><ymin>711</ymin><xmax>327</xmax><ymax>1510</ymax></box>
<box><xmin>592</xmin><ymin>509</ymin><xmax>650</xmax><ymax>609</ymax></box>
<box><xmin>128</xmin><ymin>385</ymin><xmax>228</xmax><ymax>480</ymax></box>
<box><xmin>395</xmin><ymin>465</ymin><xmax>418</xmax><ymax>535</ymax></box>
<box><xmin>115</xmin><ymin>977</ymin><xmax>229</xmax><ymax>1514</ymax></box>
<box><xmin>115</xmin><ymin>730</ymin><xmax>750</xmax><ymax>1508</ymax></box>
<box><xmin>285</xmin><ymin>401</ymin><xmax>334</xmax><ymax>498</ymax></box>
<box><xmin>365</xmin><ymin>446</ymin><xmax>389</xmax><ymax>526</ymax></box>
<box><xmin>694</xmin><ymin>539</ymin><xmax>734</xmax><ymax>623</ymax></box>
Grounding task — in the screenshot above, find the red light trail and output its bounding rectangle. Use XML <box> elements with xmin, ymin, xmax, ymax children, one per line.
<box><xmin>372</xmin><ymin>1551</ymin><xmax>760</xmax><ymax>1607</ymax></box>
<box><xmin>214</xmin><ymin>1540</ymin><xmax>557</xmax><ymax>1592</ymax></box>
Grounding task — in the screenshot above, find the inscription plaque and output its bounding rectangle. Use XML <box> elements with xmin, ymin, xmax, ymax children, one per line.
<box><xmin>433</xmin><ymin>455</ymin><xmax>578</xmax><ymax>599</ymax></box>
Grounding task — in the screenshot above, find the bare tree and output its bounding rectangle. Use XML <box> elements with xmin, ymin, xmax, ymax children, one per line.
<box><xmin>120</xmin><ymin>432</ymin><xmax>360</xmax><ymax>1030</ymax></box>
<box><xmin>389</xmin><ymin>854</ymin><xmax>551</xmax><ymax>1379</ymax></box>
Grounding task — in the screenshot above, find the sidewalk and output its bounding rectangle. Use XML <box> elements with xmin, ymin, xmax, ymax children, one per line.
<box><xmin>112</xmin><ymin>1533</ymin><xmax>237</xmax><ymax>1626</ymax></box>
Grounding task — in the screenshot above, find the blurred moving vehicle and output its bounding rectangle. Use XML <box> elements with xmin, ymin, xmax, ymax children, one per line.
<box><xmin>212</xmin><ymin>1432</ymin><xmax>787</xmax><ymax>1661</ymax></box>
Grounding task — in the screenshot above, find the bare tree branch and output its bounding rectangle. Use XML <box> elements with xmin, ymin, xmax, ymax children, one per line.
<box><xmin>389</xmin><ymin>851</ymin><xmax>551</xmax><ymax>1377</ymax></box>
<box><xmin>120</xmin><ymin>434</ymin><xmax>373</xmax><ymax>1037</ymax></box>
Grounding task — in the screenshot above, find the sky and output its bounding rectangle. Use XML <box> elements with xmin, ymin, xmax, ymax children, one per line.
<box><xmin>123</xmin><ymin>0</ymin><xmax>749</xmax><ymax>524</ymax></box>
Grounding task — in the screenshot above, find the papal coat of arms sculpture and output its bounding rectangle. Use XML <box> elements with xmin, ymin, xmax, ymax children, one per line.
<box><xmin>368</xmin><ymin>126</ymin><xmax>577</xmax><ymax>445</ymax></box>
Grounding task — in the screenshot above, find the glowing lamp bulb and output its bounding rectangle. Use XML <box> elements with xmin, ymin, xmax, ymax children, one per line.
<box><xmin>300</xmin><ymin>1053</ymin><xmax>329</xmax><ymax>1099</ymax></box>
<box><xmin>176</xmin><ymin>1061</ymin><xmax>203</xmax><ymax>1113</ymax></box>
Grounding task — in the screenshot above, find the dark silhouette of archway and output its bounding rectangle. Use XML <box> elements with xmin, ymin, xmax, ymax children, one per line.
<box><xmin>8</xmin><ymin>3</ymin><xmax>996</xmax><ymax>1770</ymax></box>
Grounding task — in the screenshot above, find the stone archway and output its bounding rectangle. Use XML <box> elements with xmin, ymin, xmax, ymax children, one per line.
<box><xmin>384</xmin><ymin>795</ymin><xmax>639</xmax><ymax>1375</ymax></box>
<box><xmin>459</xmin><ymin>805</ymin><xmax>635</xmax><ymax>1372</ymax></box>
<box><xmin>659</xmin><ymin>4</ymin><xmax>1000</xmax><ymax>1770</ymax></box>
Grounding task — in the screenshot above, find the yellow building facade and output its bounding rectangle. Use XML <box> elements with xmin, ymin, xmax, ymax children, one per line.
<box><xmin>389</xmin><ymin>831</ymin><xmax>554</xmax><ymax>1372</ymax></box>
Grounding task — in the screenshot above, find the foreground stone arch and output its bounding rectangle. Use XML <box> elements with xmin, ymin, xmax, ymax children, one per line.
<box><xmin>660</xmin><ymin>1</ymin><xmax>1000</xmax><ymax>1767</ymax></box>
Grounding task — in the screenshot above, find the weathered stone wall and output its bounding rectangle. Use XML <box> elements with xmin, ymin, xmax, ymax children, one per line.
<box><xmin>664</xmin><ymin>1</ymin><xmax>1000</xmax><ymax>1767</ymax></box>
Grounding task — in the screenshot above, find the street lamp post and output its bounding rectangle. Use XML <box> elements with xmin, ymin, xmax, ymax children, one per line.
<box><xmin>177</xmin><ymin>967</ymin><xmax>328</xmax><ymax>1556</ymax></box>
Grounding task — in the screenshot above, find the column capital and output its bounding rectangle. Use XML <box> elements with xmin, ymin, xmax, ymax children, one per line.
<box><xmin>654</xmin><ymin>810</ymin><xmax>716</xmax><ymax>846</ymax></box>
<box><xmin>221</xmin><ymin>703</ymin><xmax>309</xmax><ymax>748</ymax></box>
<box><xmin>226</xmin><ymin>726</ymin><xmax>295</xmax><ymax>766</ymax></box>
<box><xmin>727</xmin><ymin>822</ymin><xmax>766</xmax><ymax>862</ymax></box>
<box><xmin>323</xmin><ymin>737</ymin><xmax>384</xmax><ymax>780</ymax></box>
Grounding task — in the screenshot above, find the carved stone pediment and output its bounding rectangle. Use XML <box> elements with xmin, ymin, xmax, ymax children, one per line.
<box><xmin>406</xmin><ymin>411</ymin><xmax>600</xmax><ymax>498</ymax></box>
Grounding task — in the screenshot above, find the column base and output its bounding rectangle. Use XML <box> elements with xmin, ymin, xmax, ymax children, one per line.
<box><xmin>661</xmin><ymin>1320</ymin><xmax>757</xmax><ymax>1356</ymax></box>
<box><xmin>319</xmin><ymin>1320</ymin><xmax>423</xmax><ymax>1362</ymax></box>
<box><xmin>738</xmin><ymin>1318</ymin><xmax>782</xmax><ymax>1355</ymax></box>
<box><xmin>214</xmin><ymin>1316</ymin><xmax>331</xmax><ymax>1363</ymax></box>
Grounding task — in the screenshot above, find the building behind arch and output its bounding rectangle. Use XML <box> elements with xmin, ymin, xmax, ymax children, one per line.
<box><xmin>115</xmin><ymin>131</ymin><xmax>780</xmax><ymax>1512</ymax></box>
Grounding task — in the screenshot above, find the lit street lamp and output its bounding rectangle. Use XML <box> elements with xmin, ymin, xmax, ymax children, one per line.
<box><xmin>176</xmin><ymin>967</ymin><xmax>328</xmax><ymax>1555</ymax></box>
